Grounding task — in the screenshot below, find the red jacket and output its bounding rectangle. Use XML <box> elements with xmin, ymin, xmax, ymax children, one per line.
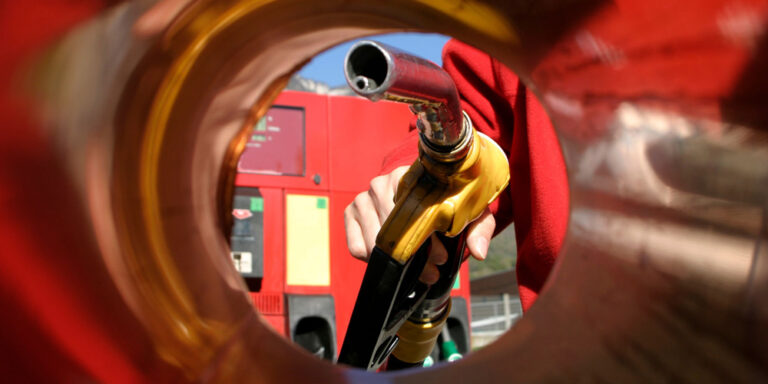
<box><xmin>381</xmin><ymin>39</ymin><xmax>570</xmax><ymax>311</ymax></box>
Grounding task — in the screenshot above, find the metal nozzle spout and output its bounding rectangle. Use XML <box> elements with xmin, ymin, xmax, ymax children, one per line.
<box><xmin>344</xmin><ymin>40</ymin><xmax>472</xmax><ymax>161</ymax></box>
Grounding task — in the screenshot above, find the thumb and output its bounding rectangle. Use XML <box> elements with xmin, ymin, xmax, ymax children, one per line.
<box><xmin>466</xmin><ymin>208</ymin><xmax>495</xmax><ymax>260</ymax></box>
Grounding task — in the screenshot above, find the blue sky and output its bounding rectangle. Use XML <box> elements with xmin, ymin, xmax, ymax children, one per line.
<box><xmin>297</xmin><ymin>32</ymin><xmax>450</xmax><ymax>88</ymax></box>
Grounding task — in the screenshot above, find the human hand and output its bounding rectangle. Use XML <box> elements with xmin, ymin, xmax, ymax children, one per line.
<box><xmin>344</xmin><ymin>165</ymin><xmax>495</xmax><ymax>285</ymax></box>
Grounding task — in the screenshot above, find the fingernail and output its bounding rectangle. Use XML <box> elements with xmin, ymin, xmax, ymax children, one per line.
<box><xmin>474</xmin><ymin>238</ymin><xmax>488</xmax><ymax>260</ymax></box>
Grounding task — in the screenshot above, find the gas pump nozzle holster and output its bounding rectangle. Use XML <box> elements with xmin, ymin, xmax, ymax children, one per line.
<box><xmin>337</xmin><ymin>40</ymin><xmax>510</xmax><ymax>371</ymax></box>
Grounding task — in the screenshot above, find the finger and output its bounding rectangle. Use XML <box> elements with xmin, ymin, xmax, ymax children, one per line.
<box><xmin>389</xmin><ymin>166</ymin><xmax>410</xmax><ymax>195</ymax></box>
<box><xmin>344</xmin><ymin>206</ymin><xmax>368</xmax><ymax>261</ymax></box>
<box><xmin>133</xmin><ymin>0</ymin><xmax>193</xmax><ymax>38</ymax></box>
<box><xmin>427</xmin><ymin>234</ymin><xmax>449</xmax><ymax>266</ymax></box>
<box><xmin>466</xmin><ymin>208</ymin><xmax>495</xmax><ymax>260</ymax></box>
<box><xmin>369</xmin><ymin>165</ymin><xmax>410</xmax><ymax>222</ymax></box>
<box><xmin>368</xmin><ymin>176</ymin><xmax>393</xmax><ymax>224</ymax></box>
<box><xmin>351</xmin><ymin>192</ymin><xmax>383</xmax><ymax>256</ymax></box>
<box><xmin>419</xmin><ymin>262</ymin><xmax>440</xmax><ymax>285</ymax></box>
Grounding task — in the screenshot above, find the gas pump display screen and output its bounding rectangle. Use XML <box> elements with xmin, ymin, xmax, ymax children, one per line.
<box><xmin>238</xmin><ymin>106</ymin><xmax>305</xmax><ymax>176</ymax></box>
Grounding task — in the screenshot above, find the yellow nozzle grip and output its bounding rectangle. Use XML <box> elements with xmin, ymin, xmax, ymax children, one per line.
<box><xmin>375</xmin><ymin>130</ymin><xmax>510</xmax><ymax>264</ymax></box>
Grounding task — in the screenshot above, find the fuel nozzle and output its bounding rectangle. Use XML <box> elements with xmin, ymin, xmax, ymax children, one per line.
<box><xmin>339</xmin><ymin>41</ymin><xmax>510</xmax><ymax>371</ymax></box>
<box><xmin>344</xmin><ymin>40</ymin><xmax>473</xmax><ymax>162</ymax></box>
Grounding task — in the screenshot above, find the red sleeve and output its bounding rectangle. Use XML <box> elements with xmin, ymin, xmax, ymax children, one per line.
<box><xmin>380</xmin><ymin>127</ymin><xmax>420</xmax><ymax>174</ymax></box>
<box><xmin>443</xmin><ymin>40</ymin><xmax>570</xmax><ymax>311</ymax></box>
